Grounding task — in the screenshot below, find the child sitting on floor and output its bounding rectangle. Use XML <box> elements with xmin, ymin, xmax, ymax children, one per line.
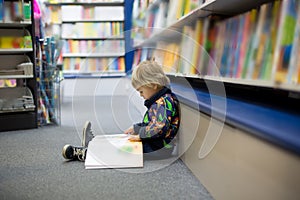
<box><xmin>62</xmin><ymin>60</ymin><xmax>180</xmax><ymax>161</ymax></box>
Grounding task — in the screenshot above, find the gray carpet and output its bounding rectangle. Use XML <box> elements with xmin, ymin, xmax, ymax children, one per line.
<box><xmin>0</xmin><ymin>96</ymin><xmax>214</xmax><ymax>200</ymax></box>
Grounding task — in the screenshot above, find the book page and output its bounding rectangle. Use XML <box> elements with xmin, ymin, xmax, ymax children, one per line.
<box><xmin>85</xmin><ymin>134</ymin><xmax>143</xmax><ymax>169</ymax></box>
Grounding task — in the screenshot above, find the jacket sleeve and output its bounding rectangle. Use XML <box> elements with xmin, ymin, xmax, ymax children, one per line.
<box><xmin>134</xmin><ymin>98</ymin><xmax>171</xmax><ymax>140</ymax></box>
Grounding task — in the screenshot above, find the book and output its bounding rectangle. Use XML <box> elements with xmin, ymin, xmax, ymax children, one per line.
<box><xmin>286</xmin><ymin>1</ymin><xmax>300</xmax><ymax>84</ymax></box>
<box><xmin>272</xmin><ymin>0</ymin><xmax>298</xmax><ymax>83</ymax></box>
<box><xmin>258</xmin><ymin>1</ymin><xmax>281</xmax><ymax>80</ymax></box>
<box><xmin>85</xmin><ymin>134</ymin><xmax>143</xmax><ymax>169</ymax></box>
<box><xmin>178</xmin><ymin>25</ymin><xmax>195</xmax><ymax>75</ymax></box>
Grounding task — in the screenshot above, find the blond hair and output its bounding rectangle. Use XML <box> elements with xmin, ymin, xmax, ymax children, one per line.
<box><xmin>131</xmin><ymin>60</ymin><xmax>170</xmax><ymax>89</ymax></box>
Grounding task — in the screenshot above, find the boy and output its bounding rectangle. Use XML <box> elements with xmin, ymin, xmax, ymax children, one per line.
<box><xmin>62</xmin><ymin>60</ymin><xmax>180</xmax><ymax>161</ymax></box>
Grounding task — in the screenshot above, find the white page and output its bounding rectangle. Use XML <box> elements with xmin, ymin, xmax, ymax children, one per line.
<box><xmin>85</xmin><ymin>134</ymin><xmax>143</xmax><ymax>169</ymax></box>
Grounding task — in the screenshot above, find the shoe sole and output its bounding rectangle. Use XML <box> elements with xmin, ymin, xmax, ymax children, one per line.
<box><xmin>82</xmin><ymin>121</ymin><xmax>92</xmax><ymax>147</ymax></box>
<box><xmin>62</xmin><ymin>144</ymin><xmax>71</xmax><ymax>160</ymax></box>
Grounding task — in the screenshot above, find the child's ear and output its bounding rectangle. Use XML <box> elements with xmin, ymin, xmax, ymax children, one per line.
<box><xmin>153</xmin><ymin>84</ymin><xmax>158</xmax><ymax>90</ymax></box>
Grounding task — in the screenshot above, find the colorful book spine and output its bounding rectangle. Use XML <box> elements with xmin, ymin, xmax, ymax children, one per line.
<box><xmin>286</xmin><ymin>1</ymin><xmax>300</xmax><ymax>84</ymax></box>
<box><xmin>272</xmin><ymin>0</ymin><xmax>298</xmax><ymax>83</ymax></box>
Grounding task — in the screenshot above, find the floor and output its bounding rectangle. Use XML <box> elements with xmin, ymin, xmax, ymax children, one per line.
<box><xmin>0</xmin><ymin>96</ymin><xmax>214</xmax><ymax>200</ymax></box>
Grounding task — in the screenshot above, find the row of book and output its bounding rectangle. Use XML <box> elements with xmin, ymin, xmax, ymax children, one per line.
<box><xmin>61</xmin><ymin>22</ymin><xmax>124</xmax><ymax>38</ymax></box>
<box><xmin>133</xmin><ymin>0</ymin><xmax>300</xmax><ymax>85</ymax></box>
<box><xmin>63</xmin><ymin>57</ymin><xmax>125</xmax><ymax>72</ymax></box>
<box><xmin>62</xmin><ymin>39</ymin><xmax>124</xmax><ymax>54</ymax></box>
<box><xmin>0</xmin><ymin>79</ymin><xmax>16</xmax><ymax>88</ymax></box>
<box><xmin>0</xmin><ymin>35</ymin><xmax>32</xmax><ymax>48</ymax></box>
<box><xmin>61</xmin><ymin>5</ymin><xmax>124</xmax><ymax>21</ymax></box>
<box><xmin>131</xmin><ymin>0</ymin><xmax>204</xmax><ymax>43</ymax></box>
<box><xmin>43</xmin><ymin>5</ymin><xmax>62</xmax><ymax>24</ymax></box>
<box><xmin>0</xmin><ymin>0</ymin><xmax>31</xmax><ymax>22</ymax></box>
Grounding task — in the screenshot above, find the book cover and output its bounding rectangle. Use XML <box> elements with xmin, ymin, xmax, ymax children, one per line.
<box><xmin>286</xmin><ymin>1</ymin><xmax>300</xmax><ymax>84</ymax></box>
<box><xmin>272</xmin><ymin>0</ymin><xmax>298</xmax><ymax>83</ymax></box>
<box><xmin>241</xmin><ymin>9</ymin><xmax>258</xmax><ymax>78</ymax></box>
<box><xmin>257</xmin><ymin>1</ymin><xmax>280</xmax><ymax>80</ymax></box>
<box><xmin>245</xmin><ymin>4</ymin><xmax>267</xmax><ymax>79</ymax></box>
<box><xmin>191</xmin><ymin>19</ymin><xmax>203</xmax><ymax>75</ymax></box>
<box><xmin>178</xmin><ymin>26</ymin><xmax>195</xmax><ymax>75</ymax></box>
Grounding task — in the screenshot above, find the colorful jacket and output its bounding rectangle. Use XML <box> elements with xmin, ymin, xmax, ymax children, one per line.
<box><xmin>133</xmin><ymin>87</ymin><xmax>180</xmax><ymax>151</ymax></box>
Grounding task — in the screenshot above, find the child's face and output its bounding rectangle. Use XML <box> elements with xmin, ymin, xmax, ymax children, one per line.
<box><xmin>137</xmin><ymin>85</ymin><xmax>159</xmax><ymax>100</ymax></box>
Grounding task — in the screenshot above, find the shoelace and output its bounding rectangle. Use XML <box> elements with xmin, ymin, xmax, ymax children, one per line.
<box><xmin>74</xmin><ymin>147</ymin><xmax>86</xmax><ymax>161</ymax></box>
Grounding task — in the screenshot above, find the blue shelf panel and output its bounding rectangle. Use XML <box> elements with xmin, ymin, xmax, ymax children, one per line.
<box><xmin>171</xmin><ymin>83</ymin><xmax>300</xmax><ymax>155</ymax></box>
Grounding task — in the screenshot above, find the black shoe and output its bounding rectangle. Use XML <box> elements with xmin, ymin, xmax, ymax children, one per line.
<box><xmin>82</xmin><ymin>121</ymin><xmax>95</xmax><ymax>148</ymax></box>
<box><xmin>62</xmin><ymin>144</ymin><xmax>87</xmax><ymax>162</ymax></box>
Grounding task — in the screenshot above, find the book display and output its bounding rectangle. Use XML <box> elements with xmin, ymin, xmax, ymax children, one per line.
<box><xmin>131</xmin><ymin>0</ymin><xmax>300</xmax><ymax>89</ymax></box>
<box><xmin>0</xmin><ymin>0</ymin><xmax>38</xmax><ymax>131</ymax></box>
<box><xmin>44</xmin><ymin>0</ymin><xmax>126</xmax><ymax>77</ymax></box>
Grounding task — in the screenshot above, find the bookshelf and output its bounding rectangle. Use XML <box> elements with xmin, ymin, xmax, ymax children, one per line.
<box><xmin>44</xmin><ymin>0</ymin><xmax>126</xmax><ymax>78</ymax></box>
<box><xmin>131</xmin><ymin>0</ymin><xmax>300</xmax><ymax>89</ymax></box>
<box><xmin>130</xmin><ymin>1</ymin><xmax>300</xmax><ymax>199</ymax></box>
<box><xmin>0</xmin><ymin>0</ymin><xmax>38</xmax><ymax>131</ymax></box>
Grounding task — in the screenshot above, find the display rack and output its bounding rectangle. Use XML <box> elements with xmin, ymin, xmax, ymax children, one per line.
<box><xmin>36</xmin><ymin>37</ymin><xmax>62</xmax><ymax>126</ymax></box>
<box><xmin>0</xmin><ymin>0</ymin><xmax>38</xmax><ymax>131</ymax></box>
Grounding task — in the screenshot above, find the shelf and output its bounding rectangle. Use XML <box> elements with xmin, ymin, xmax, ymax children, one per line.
<box><xmin>45</xmin><ymin>1</ymin><xmax>124</xmax><ymax>6</ymax></box>
<box><xmin>0</xmin><ymin>0</ymin><xmax>38</xmax><ymax>131</ymax></box>
<box><xmin>0</xmin><ymin>112</ymin><xmax>37</xmax><ymax>131</ymax></box>
<box><xmin>170</xmin><ymin>81</ymin><xmax>300</xmax><ymax>156</ymax></box>
<box><xmin>0</xmin><ymin>21</ymin><xmax>32</xmax><ymax>27</ymax></box>
<box><xmin>0</xmin><ymin>48</ymin><xmax>33</xmax><ymax>54</ymax></box>
<box><xmin>61</xmin><ymin>36</ymin><xmax>124</xmax><ymax>40</ymax></box>
<box><xmin>62</xmin><ymin>19</ymin><xmax>124</xmax><ymax>23</ymax></box>
<box><xmin>0</xmin><ymin>75</ymin><xmax>34</xmax><ymax>79</ymax></box>
<box><xmin>62</xmin><ymin>52</ymin><xmax>125</xmax><ymax>58</ymax></box>
<box><xmin>202</xmin><ymin>0</ymin><xmax>273</xmax><ymax>15</ymax></box>
<box><xmin>63</xmin><ymin>70</ymin><xmax>126</xmax><ymax>78</ymax></box>
<box><xmin>167</xmin><ymin>73</ymin><xmax>300</xmax><ymax>93</ymax></box>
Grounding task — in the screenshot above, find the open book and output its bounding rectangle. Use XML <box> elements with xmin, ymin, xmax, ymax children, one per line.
<box><xmin>85</xmin><ymin>134</ymin><xmax>143</xmax><ymax>169</ymax></box>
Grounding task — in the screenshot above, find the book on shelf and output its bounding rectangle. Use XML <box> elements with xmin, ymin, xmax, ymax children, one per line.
<box><xmin>85</xmin><ymin>134</ymin><xmax>143</xmax><ymax>169</ymax></box>
<box><xmin>272</xmin><ymin>0</ymin><xmax>299</xmax><ymax>83</ymax></box>
<box><xmin>152</xmin><ymin>1</ymin><xmax>168</xmax><ymax>31</ymax></box>
<box><xmin>132</xmin><ymin>0</ymin><xmax>300</xmax><ymax>87</ymax></box>
<box><xmin>166</xmin><ymin>0</ymin><xmax>180</xmax><ymax>26</ymax></box>
<box><xmin>61</xmin><ymin>22</ymin><xmax>123</xmax><ymax>38</ymax></box>
<box><xmin>286</xmin><ymin>1</ymin><xmax>300</xmax><ymax>84</ymax></box>
<box><xmin>245</xmin><ymin>3</ymin><xmax>268</xmax><ymax>80</ymax></box>
<box><xmin>178</xmin><ymin>25</ymin><xmax>195</xmax><ymax>75</ymax></box>
<box><xmin>162</xmin><ymin>43</ymin><xmax>180</xmax><ymax>73</ymax></box>
<box><xmin>63</xmin><ymin>57</ymin><xmax>125</xmax><ymax>73</ymax></box>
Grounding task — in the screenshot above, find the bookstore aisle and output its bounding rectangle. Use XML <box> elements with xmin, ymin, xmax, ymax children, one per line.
<box><xmin>0</xmin><ymin>94</ymin><xmax>214</xmax><ymax>200</ymax></box>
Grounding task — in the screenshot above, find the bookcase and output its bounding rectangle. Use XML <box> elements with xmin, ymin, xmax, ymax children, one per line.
<box><xmin>44</xmin><ymin>0</ymin><xmax>126</xmax><ymax>78</ymax></box>
<box><xmin>0</xmin><ymin>0</ymin><xmax>38</xmax><ymax>131</ymax></box>
<box><xmin>130</xmin><ymin>0</ymin><xmax>300</xmax><ymax>199</ymax></box>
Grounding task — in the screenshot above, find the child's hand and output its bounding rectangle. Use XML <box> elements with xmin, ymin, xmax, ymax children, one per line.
<box><xmin>124</xmin><ymin>126</ymin><xmax>134</xmax><ymax>135</ymax></box>
<box><xmin>128</xmin><ymin>134</ymin><xmax>141</xmax><ymax>142</ymax></box>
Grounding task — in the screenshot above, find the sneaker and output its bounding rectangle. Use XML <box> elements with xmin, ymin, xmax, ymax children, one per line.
<box><xmin>82</xmin><ymin>121</ymin><xmax>95</xmax><ymax>147</ymax></box>
<box><xmin>62</xmin><ymin>144</ymin><xmax>87</xmax><ymax>162</ymax></box>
